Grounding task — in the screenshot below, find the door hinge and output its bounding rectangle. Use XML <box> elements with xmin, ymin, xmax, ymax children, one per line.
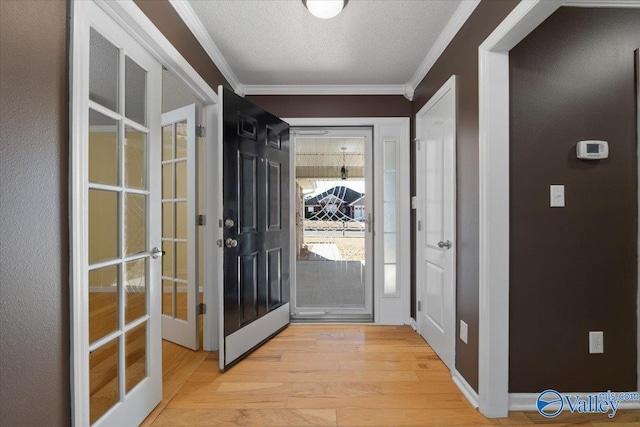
<box><xmin>196</xmin><ymin>125</ymin><xmax>206</xmax><ymax>138</ymax></box>
<box><xmin>414</xmin><ymin>138</ymin><xmax>421</xmax><ymax>150</ymax></box>
<box><xmin>418</xmin><ymin>301</ymin><xmax>422</xmax><ymax>312</ymax></box>
<box><xmin>197</xmin><ymin>303</ymin><xmax>206</xmax><ymax>315</ymax></box>
<box><xmin>197</xmin><ymin>214</ymin><xmax>206</xmax><ymax>226</ymax></box>
<box><xmin>417</xmin><ymin>220</ymin><xmax>422</xmax><ymax>232</ymax></box>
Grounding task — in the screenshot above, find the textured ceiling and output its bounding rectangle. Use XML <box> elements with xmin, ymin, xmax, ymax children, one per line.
<box><xmin>187</xmin><ymin>0</ymin><xmax>462</xmax><ymax>85</ymax></box>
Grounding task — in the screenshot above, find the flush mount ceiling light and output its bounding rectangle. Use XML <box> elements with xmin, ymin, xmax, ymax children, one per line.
<box><xmin>303</xmin><ymin>0</ymin><xmax>348</xmax><ymax>19</ymax></box>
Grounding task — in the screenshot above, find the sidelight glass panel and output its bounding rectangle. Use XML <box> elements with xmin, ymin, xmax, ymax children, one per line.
<box><xmin>89</xmin><ymin>189</ymin><xmax>118</xmax><ymax>264</ymax></box>
<box><xmin>384</xmin><ymin>234</ymin><xmax>397</xmax><ymax>265</ymax></box>
<box><xmin>384</xmin><ymin>265</ymin><xmax>397</xmax><ymax>295</ymax></box>
<box><xmin>89</xmin><ymin>28</ymin><xmax>118</xmax><ymax>112</ymax></box>
<box><xmin>383</xmin><ymin>202</ymin><xmax>396</xmax><ymax>233</ymax></box>
<box><xmin>124</xmin><ymin>56</ymin><xmax>146</xmax><ymax>126</ymax></box>
<box><xmin>124</xmin><ymin>127</ymin><xmax>146</xmax><ymax>190</ymax></box>
<box><xmin>89</xmin><ymin>110</ymin><xmax>118</xmax><ymax>186</ymax></box>
<box><xmin>88</xmin><ymin>265</ymin><xmax>119</xmax><ymax>345</ymax></box>
<box><xmin>124</xmin><ymin>193</ymin><xmax>146</xmax><ymax>256</ymax></box>
<box><xmin>89</xmin><ymin>339</ymin><xmax>119</xmax><ymax>425</ymax></box>
<box><xmin>124</xmin><ymin>258</ymin><xmax>146</xmax><ymax>323</ymax></box>
<box><xmin>125</xmin><ymin>322</ymin><xmax>147</xmax><ymax>393</ymax></box>
<box><xmin>384</xmin><ymin>172</ymin><xmax>396</xmax><ymax>202</ymax></box>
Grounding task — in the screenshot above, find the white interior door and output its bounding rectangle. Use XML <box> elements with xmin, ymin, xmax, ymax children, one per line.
<box><xmin>416</xmin><ymin>76</ymin><xmax>457</xmax><ymax>371</ymax></box>
<box><xmin>161</xmin><ymin>104</ymin><xmax>199</xmax><ymax>350</ymax></box>
<box><xmin>76</xmin><ymin>1</ymin><xmax>163</xmax><ymax>426</ymax></box>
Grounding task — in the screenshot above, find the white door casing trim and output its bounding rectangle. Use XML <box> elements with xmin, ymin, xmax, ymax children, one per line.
<box><xmin>478</xmin><ymin>0</ymin><xmax>640</xmax><ymax>418</ymax></box>
<box><xmin>415</xmin><ymin>75</ymin><xmax>457</xmax><ymax>372</ymax></box>
<box><xmin>284</xmin><ymin>118</ymin><xmax>410</xmax><ymax>325</ymax></box>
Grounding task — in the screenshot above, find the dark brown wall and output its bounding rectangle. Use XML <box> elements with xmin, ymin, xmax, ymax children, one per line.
<box><xmin>134</xmin><ymin>0</ymin><xmax>231</xmax><ymax>90</ymax></box>
<box><xmin>0</xmin><ymin>0</ymin><xmax>70</xmax><ymax>425</ymax></box>
<box><xmin>509</xmin><ymin>7</ymin><xmax>639</xmax><ymax>392</ymax></box>
<box><xmin>245</xmin><ymin>95</ymin><xmax>412</xmax><ymax>118</ymax></box>
<box><xmin>411</xmin><ymin>0</ymin><xmax>520</xmax><ymax>391</ymax></box>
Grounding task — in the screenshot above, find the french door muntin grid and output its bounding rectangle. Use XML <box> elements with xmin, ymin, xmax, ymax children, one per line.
<box><xmin>161</xmin><ymin>120</ymin><xmax>189</xmax><ymax>320</ymax></box>
<box><xmin>87</xmin><ymin>27</ymin><xmax>151</xmax><ymax>420</ymax></box>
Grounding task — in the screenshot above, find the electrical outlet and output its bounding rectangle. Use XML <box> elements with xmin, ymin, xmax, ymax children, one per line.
<box><xmin>460</xmin><ymin>320</ymin><xmax>468</xmax><ymax>344</ymax></box>
<box><xmin>589</xmin><ymin>331</ymin><xmax>604</xmax><ymax>354</ymax></box>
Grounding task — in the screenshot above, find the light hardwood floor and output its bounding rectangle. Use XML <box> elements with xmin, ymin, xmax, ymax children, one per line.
<box><xmin>142</xmin><ymin>325</ymin><xmax>639</xmax><ymax>426</ymax></box>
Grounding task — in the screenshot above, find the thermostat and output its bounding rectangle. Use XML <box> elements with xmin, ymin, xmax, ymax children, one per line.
<box><xmin>577</xmin><ymin>140</ymin><xmax>608</xmax><ymax>160</ymax></box>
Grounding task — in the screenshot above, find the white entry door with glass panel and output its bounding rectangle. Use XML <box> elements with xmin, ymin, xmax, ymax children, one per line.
<box><xmin>75</xmin><ymin>1</ymin><xmax>162</xmax><ymax>426</ymax></box>
<box><xmin>291</xmin><ymin>127</ymin><xmax>374</xmax><ymax>321</ymax></box>
<box><xmin>161</xmin><ymin>104</ymin><xmax>199</xmax><ymax>350</ymax></box>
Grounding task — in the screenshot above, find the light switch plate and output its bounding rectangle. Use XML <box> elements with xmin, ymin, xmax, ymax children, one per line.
<box><xmin>460</xmin><ymin>320</ymin><xmax>468</xmax><ymax>344</ymax></box>
<box><xmin>550</xmin><ymin>185</ymin><xmax>565</xmax><ymax>207</ymax></box>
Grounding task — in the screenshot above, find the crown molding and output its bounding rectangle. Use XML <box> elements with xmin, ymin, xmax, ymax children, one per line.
<box><xmin>168</xmin><ymin>0</ymin><xmax>242</xmax><ymax>91</ymax></box>
<box><xmin>406</xmin><ymin>0</ymin><xmax>481</xmax><ymax>92</ymax></box>
<box><xmin>243</xmin><ymin>84</ymin><xmax>412</xmax><ymax>99</ymax></box>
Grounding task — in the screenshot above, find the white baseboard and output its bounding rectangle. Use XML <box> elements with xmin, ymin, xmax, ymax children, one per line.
<box><xmin>509</xmin><ymin>393</ymin><xmax>640</xmax><ymax>411</ymax></box>
<box><xmin>409</xmin><ymin>318</ymin><xmax>417</xmax><ymax>331</ymax></box>
<box><xmin>452</xmin><ymin>370</ymin><xmax>479</xmax><ymax>409</ymax></box>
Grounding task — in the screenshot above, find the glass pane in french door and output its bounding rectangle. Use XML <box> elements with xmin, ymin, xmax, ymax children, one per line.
<box><xmin>161</xmin><ymin>121</ymin><xmax>189</xmax><ymax>323</ymax></box>
<box><xmin>88</xmin><ymin>26</ymin><xmax>151</xmax><ymax>424</ymax></box>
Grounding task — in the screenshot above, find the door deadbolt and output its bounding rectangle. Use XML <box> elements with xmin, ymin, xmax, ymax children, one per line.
<box><xmin>224</xmin><ymin>218</ymin><xmax>235</xmax><ymax>228</ymax></box>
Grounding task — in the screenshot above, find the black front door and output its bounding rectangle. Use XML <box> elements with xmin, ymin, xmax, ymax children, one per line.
<box><xmin>219</xmin><ymin>87</ymin><xmax>290</xmax><ymax>370</ymax></box>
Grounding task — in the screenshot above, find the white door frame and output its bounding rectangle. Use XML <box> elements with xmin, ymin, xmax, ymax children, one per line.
<box><xmin>415</xmin><ymin>75</ymin><xmax>457</xmax><ymax>372</ymax></box>
<box><xmin>478</xmin><ymin>0</ymin><xmax>640</xmax><ymax>418</ymax></box>
<box><xmin>70</xmin><ymin>1</ymin><xmax>220</xmax><ymax>425</ymax></box>
<box><xmin>284</xmin><ymin>118</ymin><xmax>410</xmax><ymax>325</ymax></box>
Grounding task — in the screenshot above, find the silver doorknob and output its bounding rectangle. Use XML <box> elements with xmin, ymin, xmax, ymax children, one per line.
<box><xmin>151</xmin><ymin>247</ymin><xmax>165</xmax><ymax>259</ymax></box>
<box><xmin>225</xmin><ymin>238</ymin><xmax>238</xmax><ymax>248</ymax></box>
<box><xmin>224</xmin><ymin>218</ymin><xmax>235</xmax><ymax>228</ymax></box>
<box><xmin>438</xmin><ymin>240</ymin><xmax>452</xmax><ymax>250</ymax></box>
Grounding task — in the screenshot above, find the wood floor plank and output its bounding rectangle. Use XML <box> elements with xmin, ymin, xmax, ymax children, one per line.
<box><xmin>151</xmin><ymin>408</ymin><xmax>337</xmax><ymax>426</ymax></box>
<box><xmin>379</xmin><ymin>381</ymin><xmax>461</xmax><ymax>394</ymax></box>
<box><xmin>414</xmin><ymin>369</ymin><xmax>456</xmax><ymax>382</ymax></box>
<box><xmin>265</xmin><ymin>370</ymin><xmax>419</xmax><ymax>383</ymax></box>
<box><xmin>230</xmin><ymin>360</ymin><xmax>341</xmax><ymax>372</ymax></box>
<box><xmin>214</xmin><ymin>382</ymin><xmax>383</xmax><ymax>396</ymax></box>
<box><xmin>287</xmin><ymin>393</ymin><xmax>468</xmax><ymax>409</ymax></box>
<box><xmin>280</xmin><ymin>351</ymin><xmax>418</xmax><ymax>363</ymax></box>
<box><xmin>336</xmin><ymin>408</ymin><xmax>499</xmax><ymax>425</ymax></box>
<box><xmin>167</xmin><ymin>394</ymin><xmax>288</xmax><ymax>409</ymax></box>
<box><xmin>339</xmin><ymin>360</ymin><xmax>447</xmax><ymax>371</ymax></box>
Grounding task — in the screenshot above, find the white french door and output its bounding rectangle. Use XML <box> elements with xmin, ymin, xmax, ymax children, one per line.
<box><xmin>416</xmin><ymin>76</ymin><xmax>457</xmax><ymax>371</ymax></box>
<box><xmin>72</xmin><ymin>1</ymin><xmax>162</xmax><ymax>425</ymax></box>
<box><xmin>161</xmin><ymin>104</ymin><xmax>199</xmax><ymax>350</ymax></box>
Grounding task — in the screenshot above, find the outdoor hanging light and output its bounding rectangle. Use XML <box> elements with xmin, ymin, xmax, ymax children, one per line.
<box><xmin>340</xmin><ymin>147</ymin><xmax>348</xmax><ymax>180</ymax></box>
<box><xmin>303</xmin><ymin>0</ymin><xmax>348</xmax><ymax>19</ymax></box>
